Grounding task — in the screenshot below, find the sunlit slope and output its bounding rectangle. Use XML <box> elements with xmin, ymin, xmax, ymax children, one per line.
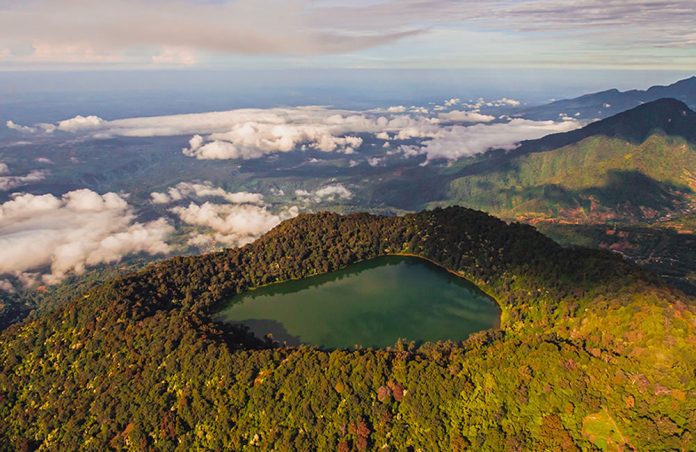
<box><xmin>447</xmin><ymin>134</ymin><xmax>696</xmax><ymax>221</ymax></box>
<box><xmin>444</xmin><ymin>99</ymin><xmax>696</xmax><ymax>222</ymax></box>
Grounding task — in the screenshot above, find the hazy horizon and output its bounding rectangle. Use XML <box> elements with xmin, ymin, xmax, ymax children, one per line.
<box><xmin>1</xmin><ymin>68</ymin><xmax>693</xmax><ymax>128</ymax></box>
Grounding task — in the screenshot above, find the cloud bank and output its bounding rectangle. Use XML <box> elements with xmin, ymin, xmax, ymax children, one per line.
<box><xmin>438</xmin><ymin>110</ymin><xmax>495</xmax><ymax>123</ymax></box>
<box><xmin>152</xmin><ymin>181</ymin><xmax>298</xmax><ymax>248</ymax></box>
<box><xmin>8</xmin><ymin>106</ymin><xmax>436</xmax><ymax>158</ymax></box>
<box><xmin>9</xmin><ymin>102</ymin><xmax>581</xmax><ymax>162</ymax></box>
<box><xmin>150</xmin><ymin>181</ymin><xmax>264</xmax><ymax>205</ymax></box>
<box><xmin>0</xmin><ymin>189</ymin><xmax>173</xmax><ymax>289</ymax></box>
<box><xmin>416</xmin><ymin>118</ymin><xmax>580</xmax><ymax>160</ymax></box>
<box><xmin>0</xmin><ymin>162</ymin><xmax>48</xmax><ymax>191</ymax></box>
<box><xmin>172</xmin><ymin>203</ymin><xmax>298</xmax><ymax>249</ymax></box>
<box><xmin>295</xmin><ymin>184</ymin><xmax>353</xmax><ymax>203</ymax></box>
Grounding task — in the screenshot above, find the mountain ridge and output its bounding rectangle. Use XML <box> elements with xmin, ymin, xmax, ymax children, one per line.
<box><xmin>436</xmin><ymin>99</ymin><xmax>696</xmax><ymax>226</ymax></box>
<box><xmin>515</xmin><ymin>97</ymin><xmax>696</xmax><ymax>155</ymax></box>
<box><xmin>519</xmin><ymin>76</ymin><xmax>696</xmax><ymax>120</ymax></box>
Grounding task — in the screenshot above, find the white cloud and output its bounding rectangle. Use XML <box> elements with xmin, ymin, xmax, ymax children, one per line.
<box><xmin>0</xmin><ymin>162</ymin><xmax>48</xmax><ymax>191</ymax></box>
<box><xmin>418</xmin><ymin>117</ymin><xmax>580</xmax><ymax>161</ymax></box>
<box><xmin>444</xmin><ymin>98</ymin><xmax>460</xmax><ymax>107</ymax></box>
<box><xmin>7</xmin><ymin>116</ymin><xmax>103</xmax><ymax>134</ymax></box>
<box><xmin>152</xmin><ymin>181</ymin><xmax>298</xmax><ymax>248</ymax></box>
<box><xmin>151</xmin><ymin>181</ymin><xmax>264</xmax><ymax>205</ymax></box>
<box><xmin>410</xmin><ymin>107</ymin><xmax>430</xmax><ymax>115</ymax></box>
<box><xmin>390</xmin><ymin>145</ymin><xmax>423</xmax><ymax>158</ymax></box>
<box><xmin>6</xmin><ymin>121</ymin><xmax>38</xmax><ymax>134</ymax></box>
<box><xmin>8</xmin><ymin>103</ymin><xmax>579</xmax><ymax>164</ymax></box>
<box><xmin>368</xmin><ymin>157</ymin><xmax>384</xmax><ymax>167</ymax></box>
<box><xmin>0</xmin><ymin>189</ymin><xmax>173</xmax><ymax>286</ymax></box>
<box><xmin>438</xmin><ymin>110</ymin><xmax>495</xmax><ymax>123</ymax></box>
<box><xmin>11</xmin><ymin>106</ymin><xmax>436</xmax><ymax>160</ymax></box>
<box><xmin>56</xmin><ymin>115</ymin><xmax>105</xmax><ymax>132</ymax></box>
<box><xmin>172</xmin><ymin>202</ymin><xmax>298</xmax><ymax>248</ymax></box>
<box><xmin>490</xmin><ymin>97</ymin><xmax>521</xmax><ymax>107</ymax></box>
<box><xmin>183</xmin><ymin>125</ymin><xmax>364</xmax><ymax>160</ymax></box>
<box><xmin>295</xmin><ymin>183</ymin><xmax>353</xmax><ymax>203</ymax></box>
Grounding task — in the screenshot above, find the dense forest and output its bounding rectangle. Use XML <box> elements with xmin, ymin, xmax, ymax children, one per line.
<box><xmin>0</xmin><ymin>207</ymin><xmax>694</xmax><ymax>450</ymax></box>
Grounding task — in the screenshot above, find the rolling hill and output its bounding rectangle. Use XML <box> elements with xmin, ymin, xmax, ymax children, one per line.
<box><xmin>0</xmin><ymin>207</ymin><xmax>694</xmax><ymax>449</ymax></box>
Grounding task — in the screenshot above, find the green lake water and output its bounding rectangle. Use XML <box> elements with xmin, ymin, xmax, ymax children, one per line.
<box><xmin>214</xmin><ymin>256</ymin><xmax>499</xmax><ymax>349</ymax></box>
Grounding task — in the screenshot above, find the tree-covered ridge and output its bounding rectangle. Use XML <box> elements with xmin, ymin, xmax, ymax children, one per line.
<box><xmin>431</xmin><ymin>99</ymin><xmax>696</xmax><ymax>224</ymax></box>
<box><xmin>443</xmin><ymin>133</ymin><xmax>696</xmax><ymax>224</ymax></box>
<box><xmin>0</xmin><ymin>207</ymin><xmax>694</xmax><ymax>450</ymax></box>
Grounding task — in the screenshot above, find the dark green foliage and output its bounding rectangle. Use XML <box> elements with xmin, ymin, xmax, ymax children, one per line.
<box><xmin>0</xmin><ymin>207</ymin><xmax>694</xmax><ymax>450</ymax></box>
<box><xmin>517</xmin><ymin>98</ymin><xmax>696</xmax><ymax>155</ymax></box>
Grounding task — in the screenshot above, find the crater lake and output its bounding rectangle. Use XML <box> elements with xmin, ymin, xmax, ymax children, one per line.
<box><xmin>214</xmin><ymin>256</ymin><xmax>500</xmax><ymax>349</ymax></box>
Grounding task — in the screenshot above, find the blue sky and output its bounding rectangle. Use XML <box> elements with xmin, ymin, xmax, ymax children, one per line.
<box><xmin>0</xmin><ymin>0</ymin><xmax>695</xmax><ymax>71</ymax></box>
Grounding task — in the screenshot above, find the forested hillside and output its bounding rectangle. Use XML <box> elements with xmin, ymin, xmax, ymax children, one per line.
<box><xmin>446</xmin><ymin>133</ymin><xmax>696</xmax><ymax>223</ymax></box>
<box><xmin>441</xmin><ymin>99</ymin><xmax>696</xmax><ymax>223</ymax></box>
<box><xmin>1</xmin><ymin>207</ymin><xmax>694</xmax><ymax>450</ymax></box>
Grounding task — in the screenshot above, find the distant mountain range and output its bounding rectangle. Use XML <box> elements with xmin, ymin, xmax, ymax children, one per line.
<box><xmin>439</xmin><ymin>98</ymin><xmax>696</xmax><ymax>224</ymax></box>
<box><xmin>519</xmin><ymin>76</ymin><xmax>696</xmax><ymax>121</ymax></box>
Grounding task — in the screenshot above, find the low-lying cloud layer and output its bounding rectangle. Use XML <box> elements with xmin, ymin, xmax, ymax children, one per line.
<box><xmin>415</xmin><ymin>118</ymin><xmax>580</xmax><ymax>161</ymax></box>
<box><xmin>150</xmin><ymin>181</ymin><xmax>265</xmax><ymax>206</ymax></box>
<box><xmin>0</xmin><ymin>189</ymin><xmax>173</xmax><ymax>290</ymax></box>
<box><xmin>0</xmin><ymin>161</ymin><xmax>48</xmax><ymax>191</ymax></box>
<box><xmin>438</xmin><ymin>110</ymin><xmax>496</xmax><ymax>123</ymax></box>
<box><xmin>9</xmin><ymin>101</ymin><xmax>581</xmax><ymax>162</ymax></box>
<box><xmin>151</xmin><ymin>182</ymin><xmax>298</xmax><ymax>248</ymax></box>
<box><xmin>295</xmin><ymin>184</ymin><xmax>353</xmax><ymax>203</ymax></box>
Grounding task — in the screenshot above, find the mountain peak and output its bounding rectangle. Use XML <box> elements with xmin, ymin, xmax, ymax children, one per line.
<box><xmin>517</xmin><ymin>98</ymin><xmax>696</xmax><ymax>154</ymax></box>
<box><xmin>639</xmin><ymin>97</ymin><xmax>689</xmax><ymax>108</ymax></box>
<box><xmin>600</xmin><ymin>97</ymin><xmax>693</xmax><ymax>128</ymax></box>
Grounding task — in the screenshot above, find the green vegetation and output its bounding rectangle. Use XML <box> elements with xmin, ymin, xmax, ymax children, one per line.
<box><xmin>431</xmin><ymin>99</ymin><xmax>696</xmax><ymax>225</ymax></box>
<box><xmin>0</xmin><ymin>258</ymin><xmax>155</xmax><ymax>331</ymax></box>
<box><xmin>0</xmin><ymin>207</ymin><xmax>694</xmax><ymax>450</ymax></box>
<box><xmin>538</xmin><ymin>223</ymin><xmax>696</xmax><ymax>296</ymax></box>
<box><xmin>443</xmin><ymin>133</ymin><xmax>696</xmax><ymax>223</ymax></box>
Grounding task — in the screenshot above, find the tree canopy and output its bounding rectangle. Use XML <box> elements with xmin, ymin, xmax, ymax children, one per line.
<box><xmin>1</xmin><ymin>207</ymin><xmax>694</xmax><ymax>450</ymax></box>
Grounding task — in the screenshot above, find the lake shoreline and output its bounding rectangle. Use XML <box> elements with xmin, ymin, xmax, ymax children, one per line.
<box><xmin>215</xmin><ymin>254</ymin><xmax>501</xmax><ymax>349</ymax></box>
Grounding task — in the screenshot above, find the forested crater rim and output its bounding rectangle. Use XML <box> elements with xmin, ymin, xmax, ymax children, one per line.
<box><xmin>76</xmin><ymin>205</ymin><xmax>661</xmax><ymax>354</ymax></box>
